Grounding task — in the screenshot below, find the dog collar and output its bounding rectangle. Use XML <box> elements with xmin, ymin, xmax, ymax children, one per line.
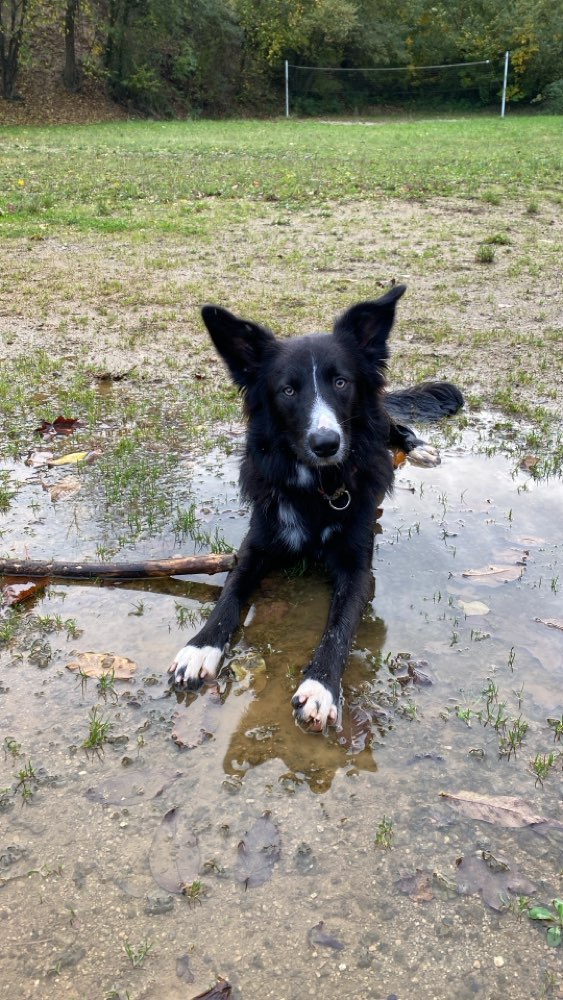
<box><xmin>318</xmin><ymin>483</ymin><xmax>351</xmax><ymax>511</ymax></box>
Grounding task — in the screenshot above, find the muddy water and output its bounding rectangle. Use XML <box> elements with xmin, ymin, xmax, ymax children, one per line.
<box><xmin>1</xmin><ymin>420</ymin><xmax>563</xmax><ymax>1000</ymax></box>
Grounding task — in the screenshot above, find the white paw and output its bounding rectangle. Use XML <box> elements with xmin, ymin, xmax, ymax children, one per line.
<box><xmin>407</xmin><ymin>444</ymin><xmax>441</xmax><ymax>468</ymax></box>
<box><xmin>169</xmin><ymin>644</ymin><xmax>222</xmax><ymax>686</ymax></box>
<box><xmin>292</xmin><ymin>679</ymin><xmax>338</xmax><ymax>731</ymax></box>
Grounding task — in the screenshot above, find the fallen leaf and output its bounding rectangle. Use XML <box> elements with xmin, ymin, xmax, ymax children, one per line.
<box><xmin>66</xmin><ymin>652</ymin><xmax>138</xmax><ymax>679</ymax></box>
<box><xmin>85</xmin><ymin>769</ymin><xmax>180</xmax><ymax>806</ymax></box>
<box><xmin>336</xmin><ymin>702</ymin><xmax>373</xmax><ymax>754</ymax></box>
<box><xmin>2</xmin><ymin>577</ymin><xmax>48</xmax><ymax>606</ymax></box>
<box><xmin>520</xmin><ymin>454</ymin><xmax>539</xmax><ymax>472</ymax></box>
<box><xmin>461</xmin><ymin>562</ymin><xmax>526</xmax><ymax>585</ymax></box>
<box><xmin>26</xmin><ymin>450</ymin><xmax>54</xmax><ymax>467</ymax></box>
<box><xmin>235</xmin><ymin>812</ymin><xmax>281</xmax><ymax>888</ymax></box>
<box><xmin>48</xmin><ymin>451</ymin><xmax>89</xmax><ymax>466</ymax></box>
<box><xmin>149</xmin><ymin>808</ymin><xmax>200</xmax><ymax>894</ymax></box>
<box><xmin>34</xmin><ymin>415</ymin><xmax>82</xmax><ymax>437</ymax></box>
<box><xmin>440</xmin><ymin>790</ymin><xmax>562</xmax><ymax>829</ymax></box>
<box><xmin>395</xmin><ymin>869</ymin><xmax>435</xmax><ymax>902</ymax></box>
<box><xmin>190</xmin><ymin>979</ymin><xmax>232</xmax><ymax>999</ymax></box>
<box><xmin>307</xmin><ymin>921</ymin><xmax>344</xmax><ymax>950</ymax></box>
<box><xmin>455</xmin><ymin>852</ymin><xmax>536</xmax><ymax>911</ymax></box>
<box><xmin>176</xmin><ymin>954</ymin><xmax>195</xmax><ymax>983</ymax></box>
<box><xmin>459</xmin><ymin>600</ymin><xmax>490</xmax><ymax>616</ymax></box>
<box><xmin>535</xmin><ymin>618</ymin><xmax>563</xmax><ymax>632</ymax></box>
<box><xmin>171</xmin><ymin>688</ymin><xmax>222</xmax><ymax>749</ymax></box>
<box><xmin>47</xmin><ymin>475</ymin><xmax>81</xmax><ymax>500</ymax></box>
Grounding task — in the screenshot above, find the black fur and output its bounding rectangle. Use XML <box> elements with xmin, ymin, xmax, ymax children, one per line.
<box><xmin>169</xmin><ymin>286</ymin><xmax>463</xmax><ymax>730</ymax></box>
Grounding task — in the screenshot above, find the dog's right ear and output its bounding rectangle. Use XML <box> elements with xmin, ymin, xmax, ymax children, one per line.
<box><xmin>333</xmin><ymin>285</ymin><xmax>406</xmax><ymax>363</ymax></box>
<box><xmin>201</xmin><ymin>306</ymin><xmax>277</xmax><ymax>389</ymax></box>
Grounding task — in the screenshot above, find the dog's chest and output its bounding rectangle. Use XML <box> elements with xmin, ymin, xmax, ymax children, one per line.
<box><xmin>275</xmin><ymin>496</ymin><xmax>342</xmax><ymax>553</ymax></box>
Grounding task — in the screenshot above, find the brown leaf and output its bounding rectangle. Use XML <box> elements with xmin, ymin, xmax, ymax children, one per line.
<box><xmin>34</xmin><ymin>415</ymin><xmax>82</xmax><ymax>437</ymax></box>
<box><xmin>455</xmin><ymin>852</ymin><xmax>536</xmax><ymax>911</ymax></box>
<box><xmin>235</xmin><ymin>812</ymin><xmax>281</xmax><ymax>888</ymax></box>
<box><xmin>440</xmin><ymin>790</ymin><xmax>556</xmax><ymax>828</ymax></box>
<box><xmin>47</xmin><ymin>475</ymin><xmax>81</xmax><ymax>500</ymax></box>
<box><xmin>66</xmin><ymin>652</ymin><xmax>138</xmax><ymax>679</ymax></box>
<box><xmin>2</xmin><ymin>577</ymin><xmax>48</xmax><ymax>606</ymax></box>
<box><xmin>395</xmin><ymin>869</ymin><xmax>435</xmax><ymax>902</ymax></box>
<box><xmin>149</xmin><ymin>807</ymin><xmax>201</xmax><ymax>894</ymax></box>
<box><xmin>190</xmin><ymin>979</ymin><xmax>231</xmax><ymax>999</ymax></box>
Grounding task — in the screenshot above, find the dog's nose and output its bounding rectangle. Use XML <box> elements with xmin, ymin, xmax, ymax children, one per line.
<box><xmin>308</xmin><ymin>429</ymin><xmax>341</xmax><ymax>458</ymax></box>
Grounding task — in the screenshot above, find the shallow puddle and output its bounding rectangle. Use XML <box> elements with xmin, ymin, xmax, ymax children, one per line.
<box><xmin>1</xmin><ymin>417</ymin><xmax>563</xmax><ymax>1000</ymax></box>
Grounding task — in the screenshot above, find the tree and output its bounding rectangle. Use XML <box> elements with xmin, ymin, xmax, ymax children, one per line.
<box><xmin>0</xmin><ymin>0</ymin><xmax>28</xmax><ymax>99</ymax></box>
<box><xmin>62</xmin><ymin>0</ymin><xmax>80</xmax><ymax>89</ymax></box>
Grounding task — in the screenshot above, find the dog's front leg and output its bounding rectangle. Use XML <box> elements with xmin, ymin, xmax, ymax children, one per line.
<box><xmin>292</xmin><ymin>556</ymin><xmax>373</xmax><ymax>731</ymax></box>
<box><xmin>169</xmin><ymin>535</ymin><xmax>271</xmax><ymax>689</ymax></box>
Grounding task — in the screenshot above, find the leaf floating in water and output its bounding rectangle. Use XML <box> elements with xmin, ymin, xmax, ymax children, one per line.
<box><xmin>307</xmin><ymin>921</ymin><xmax>345</xmax><ymax>950</ymax></box>
<box><xmin>190</xmin><ymin>978</ymin><xmax>232</xmax><ymax>999</ymax></box>
<box><xmin>455</xmin><ymin>852</ymin><xmax>536</xmax><ymax>911</ymax></box>
<box><xmin>458</xmin><ymin>600</ymin><xmax>490</xmax><ymax>616</ymax></box>
<box><xmin>34</xmin><ymin>415</ymin><xmax>83</xmax><ymax>437</ymax></box>
<box><xmin>171</xmin><ymin>688</ymin><xmax>222</xmax><ymax>749</ymax></box>
<box><xmin>149</xmin><ymin>807</ymin><xmax>201</xmax><ymax>894</ymax></box>
<box><xmin>235</xmin><ymin>812</ymin><xmax>281</xmax><ymax>888</ymax></box>
<box><xmin>47</xmin><ymin>475</ymin><xmax>81</xmax><ymax>500</ymax></box>
<box><xmin>535</xmin><ymin>618</ymin><xmax>563</xmax><ymax>632</ymax></box>
<box><xmin>462</xmin><ymin>552</ymin><xmax>528</xmax><ymax>587</ymax></box>
<box><xmin>66</xmin><ymin>651</ymin><xmax>138</xmax><ymax>680</ymax></box>
<box><xmin>26</xmin><ymin>450</ymin><xmax>54</xmax><ymax>467</ymax></box>
<box><xmin>85</xmin><ymin>769</ymin><xmax>180</xmax><ymax>806</ymax></box>
<box><xmin>48</xmin><ymin>451</ymin><xmax>90</xmax><ymax>466</ymax></box>
<box><xmin>440</xmin><ymin>790</ymin><xmax>563</xmax><ymax>830</ymax></box>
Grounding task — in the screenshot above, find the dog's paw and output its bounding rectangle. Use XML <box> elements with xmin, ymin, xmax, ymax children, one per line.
<box><xmin>292</xmin><ymin>679</ymin><xmax>338</xmax><ymax>732</ymax></box>
<box><xmin>407</xmin><ymin>444</ymin><xmax>441</xmax><ymax>468</ymax></box>
<box><xmin>168</xmin><ymin>644</ymin><xmax>222</xmax><ymax>688</ymax></box>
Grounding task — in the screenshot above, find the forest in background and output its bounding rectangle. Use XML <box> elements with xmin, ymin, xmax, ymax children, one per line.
<box><xmin>1</xmin><ymin>0</ymin><xmax>563</xmax><ymax>119</ymax></box>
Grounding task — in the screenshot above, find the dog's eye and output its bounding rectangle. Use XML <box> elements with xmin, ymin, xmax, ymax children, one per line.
<box><xmin>334</xmin><ymin>377</ymin><xmax>348</xmax><ymax>390</ymax></box>
<box><xmin>282</xmin><ymin>385</ymin><xmax>295</xmax><ymax>397</ymax></box>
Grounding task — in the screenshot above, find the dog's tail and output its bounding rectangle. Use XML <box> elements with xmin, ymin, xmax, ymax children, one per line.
<box><xmin>385</xmin><ymin>381</ymin><xmax>464</xmax><ymax>423</ymax></box>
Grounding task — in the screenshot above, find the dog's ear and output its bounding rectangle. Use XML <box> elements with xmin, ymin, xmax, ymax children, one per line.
<box><xmin>333</xmin><ymin>285</ymin><xmax>406</xmax><ymax>360</ymax></box>
<box><xmin>201</xmin><ymin>305</ymin><xmax>277</xmax><ymax>388</ymax></box>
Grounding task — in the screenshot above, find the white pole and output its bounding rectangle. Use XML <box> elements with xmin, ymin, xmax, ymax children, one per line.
<box><xmin>500</xmin><ymin>51</ymin><xmax>509</xmax><ymax>118</ymax></box>
<box><xmin>285</xmin><ymin>60</ymin><xmax>289</xmax><ymax>117</ymax></box>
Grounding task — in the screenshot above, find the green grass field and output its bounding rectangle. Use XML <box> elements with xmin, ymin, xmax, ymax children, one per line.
<box><xmin>1</xmin><ymin>116</ymin><xmax>562</xmax><ymax>235</ymax></box>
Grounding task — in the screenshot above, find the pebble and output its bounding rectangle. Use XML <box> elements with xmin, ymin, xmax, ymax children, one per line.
<box><xmin>493</xmin><ymin>955</ymin><xmax>505</xmax><ymax>968</ymax></box>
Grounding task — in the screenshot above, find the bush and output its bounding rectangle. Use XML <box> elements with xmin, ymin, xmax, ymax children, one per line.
<box><xmin>543</xmin><ymin>79</ymin><xmax>563</xmax><ymax>113</ymax></box>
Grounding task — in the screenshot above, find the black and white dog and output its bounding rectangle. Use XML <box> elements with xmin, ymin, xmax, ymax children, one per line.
<box><xmin>169</xmin><ymin>286</ymin><xmax>462</xmax><ymax>730</ymax></box>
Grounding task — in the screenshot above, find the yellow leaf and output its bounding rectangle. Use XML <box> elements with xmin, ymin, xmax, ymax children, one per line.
<box><xmin>48</xmin><ymin>451</ymin><xmax>89</xmax><ymax>466</ymax></box>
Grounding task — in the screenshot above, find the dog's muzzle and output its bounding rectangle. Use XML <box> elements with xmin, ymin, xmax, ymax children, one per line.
<box><xmin>308</xmin><ymin>429</ymin><xmax>341</xmax><ymax>459</ymax></box>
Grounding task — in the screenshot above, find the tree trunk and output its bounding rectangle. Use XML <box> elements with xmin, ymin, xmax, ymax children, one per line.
<box><xmin>0</xmin><ymin>0</ymin><xmax>28</xmax><ymax>100</ymax></box>
<box><xmin>62</xmin><ymin>0</ymin><xmax>80</xmax><ymax>91</ymax></box>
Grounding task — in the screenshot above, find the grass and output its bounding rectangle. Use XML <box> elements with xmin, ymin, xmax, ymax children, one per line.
<box><xmin>1</xmin><ymin>118</ymin><xmax>562</xmax><ymax>237</ymax></box>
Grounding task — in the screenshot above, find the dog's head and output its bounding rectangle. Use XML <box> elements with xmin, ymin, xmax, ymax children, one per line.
<box><xmin>201</xmin><ymin>285</ymin><xmax>405</xmax><ymax>468</ymax></box>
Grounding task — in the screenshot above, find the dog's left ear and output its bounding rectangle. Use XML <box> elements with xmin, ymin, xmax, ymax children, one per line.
<box><xmin>333</xmin><ymin>285</ymin><xmax>406</xmax><ymax>360</ymax></box>
<box><xmin>201</xmin><ymin>305</ymin><xmax>277</xmax><ymax>389</ymax></box>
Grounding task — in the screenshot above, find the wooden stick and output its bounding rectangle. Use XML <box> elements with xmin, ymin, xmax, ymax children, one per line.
<box><xmin>0</xmin><ymin>553</ymin><xmax>236</xmax><ymax>581</ymax></box>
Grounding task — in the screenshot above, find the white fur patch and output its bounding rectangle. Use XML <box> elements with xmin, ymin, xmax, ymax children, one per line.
<box><xmin>306</xmin><ymin>360</ymin><xmax>345</xmax><ymax>463</ymax></box>
<box><xmin>407</xmin><ymin>445</ymin><xmax>441</xmax><ymax>468</ymax></box>
<box><xmin>278</xmin><ymin>500</ymin><xmax>306</xmax><ymax>551</ymax></box>
<box><xmin>292</xmin><ymin>678</ymin><xmax>338</xmax><ymax>730</ymax></box>
<box><xmin>295</xmin><ymin>463</ymin><xmax>314</xmax><ymax>487</ymax></box>
<box><xmin>169</xmin><ymin>644</ymin><xmax>222</xmax><ymax>685</ymax></box>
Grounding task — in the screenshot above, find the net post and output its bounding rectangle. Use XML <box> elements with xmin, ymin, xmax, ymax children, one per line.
<box><xmin>500</xmin><ymin>51</ymin><xmax>509</xmax><ymax>117</ymax></box>
<box><xmin>285</xmin><ymin>60</ymin><xmax>289</xmax><ymax>118</ymax></box>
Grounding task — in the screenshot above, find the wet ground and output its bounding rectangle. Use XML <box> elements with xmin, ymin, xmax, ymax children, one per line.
<box><xmin>1</xmin><ymin>415</ymin><xmax>563</xmax><ymax>1000</ymax></box>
